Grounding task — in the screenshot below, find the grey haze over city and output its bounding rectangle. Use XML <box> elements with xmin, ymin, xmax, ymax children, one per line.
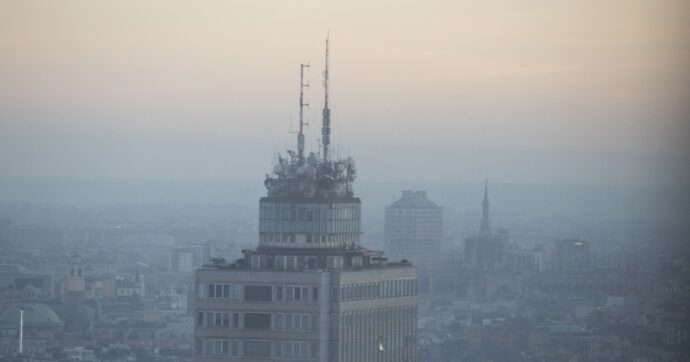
<box><xmin>0</xmin><ymin>1</ymin><xmax>688</xmax><ymax>362</ymax></box>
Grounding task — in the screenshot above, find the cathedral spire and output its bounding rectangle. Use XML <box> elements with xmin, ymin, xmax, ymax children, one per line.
<box><xmin>479</xmin><ymin>179</ymin><xmax>491</xmax><ymax>236</ymax></box>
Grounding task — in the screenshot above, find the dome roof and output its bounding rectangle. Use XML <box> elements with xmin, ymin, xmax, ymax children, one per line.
<box><xmin>0</xmin><ymin>304</ymin><xmax>64</xmax><ymax>329</ymax></box>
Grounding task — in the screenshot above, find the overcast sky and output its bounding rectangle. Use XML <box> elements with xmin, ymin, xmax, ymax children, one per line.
<box><xmin>0</xmin><ymin>0</ymin><xmax>688</xmax><ymax>184</ymax></box>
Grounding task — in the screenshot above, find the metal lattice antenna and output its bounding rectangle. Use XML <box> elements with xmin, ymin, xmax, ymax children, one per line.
<box><xmin>321</xmin><ymin>34</ymin><xmax>331</xmax><ymax>162</ymax></box>
<box><xmin>298</xmin><ymin>63</ymin><xmax>310</xmax><ymax>165</ymax></box>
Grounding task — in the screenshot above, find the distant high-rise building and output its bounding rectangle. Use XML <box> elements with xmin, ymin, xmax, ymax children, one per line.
<box><xmin>64</xmin><ymin>254</ymin><xmax>86</xmax><ymax>335</ymax></box>
<box><xmin>169</xmin><ymin>247</ymin><xmax>195</xmax><ymax>273</ymax></box>
<box><xmin>465</xmin><ymin>181</ymin><xmax>507</xmax><ymax>271</ymax></box>
<box><xmin>385</xmin><ymin>190</ymin><xmax>442</xmax><ymax>291</ymax></box>
<box><xmin>194</xmin><ymin>38</ymin><xmax>417</xmax><ymax>362</ymax></box>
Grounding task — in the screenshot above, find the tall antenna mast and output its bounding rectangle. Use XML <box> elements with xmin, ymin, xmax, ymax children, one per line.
<box><xmin>298</xmin><ymin>63</ymin><xmax>309</xmax><ymax>165</ymax></box>
<box><xmin>321</xmin><ymin>34</ymin><xmax>331</xmax><ymax>162</ymax></box>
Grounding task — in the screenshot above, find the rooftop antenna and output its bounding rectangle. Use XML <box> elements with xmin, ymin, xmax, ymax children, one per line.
<box><xmin>298</xmin><ymin>63</ymin><xmax>310</xmax><ymax>165</ymax></box>
<box><xmin>321</xmin><ymin>33</ymin><xmax>331</xmax><ymax>162</ymax></box>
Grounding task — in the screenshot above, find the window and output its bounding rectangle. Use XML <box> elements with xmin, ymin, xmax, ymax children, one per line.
<box><xmin>311</xmin><ymin>342</ymin><xmax>318</xmax><ymax>358</ymax></box>
<box><xmin>274</xmin><ymin>313</ymin><xmax>317</xmax><ymax>332</ymax></box>
<box><xmin>312</xmin><ymin>286</ymin><xmax>319</xmax><ymax>301</ymax></box>
<box><xmin>231</xmin><ymin>340</ymin><xmax>239</xmax><ymax>356</ymax></box>
<box><xmin>201</xmin><ymin>339</ymin><xmax>238</xmax><ymax>357</ymax></box>
<box><xmin>195</xmin><ymin>339</ymin><xmax>202</xmax><ymax>355</ymax></box>
<box><xmin>244</xmin><ymin>313</ymin><xmax>271</xmax><ymax>330</ymax></box>
<box><xmin>205</xmin><ymin>284</ymin><xmax>238</xmax><ymax>300</ymax></box>
<box><xmin>232</xmin><ymin>313</ymin><xmax>240</xmax><ymax>328</ymax></box>
<box><xmin>276</xmin><ymin>341</ymin><xmax>314</xmax><ymax>359</ymax></box>
<box><xmin>245</xmin><ymin>285</ymin><xmax>272</xmax><ymax>302</ymax></box>
<box><xmin>275</xmin><ymin>314</ymin><xmax>283</xmax><ymax>329</ymax></box>
<box><xmin>282</xmin><ymin>285</ymin><xmax>311</xmax><ymax>302</ymax></box>
<box><xmin>206</xmin><ymin>312</ymin><xmax>229</xmax><ymax>327</ymax></box>
<box><xmin>244</xmin><ymin>341</ymin><xmax>271</xmax><ymax>358</ymax></box>
<box><xmin>276</xmin><ymin>286</ymin><xmax>283</xmax><ymax>301</ymax></box>
<box><xmin>311</xmin><ymin>315</ymin><xmax>319</xmax><ymax>331</ymax></box>
<box><xmin>197</xmin><ymin>311</ymin><xmax>204</xmax><ymax>327</ymax></box>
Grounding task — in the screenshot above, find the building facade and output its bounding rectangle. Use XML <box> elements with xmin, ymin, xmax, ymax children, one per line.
<box><xmin>194</xmin><ymin>39</ymin><xmax>417</xmax><ymax>362</ymax></box>
<box><xmin>384</xmin><ymin>190</ymin><xmax>442</xmax><ymax>292</ymax></box>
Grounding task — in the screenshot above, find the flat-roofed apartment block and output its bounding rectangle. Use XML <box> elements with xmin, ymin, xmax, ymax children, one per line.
<box><xmin>194</xmin><ymin>38</ymin><xmax>417</xmax><ymax>362</ymax></box>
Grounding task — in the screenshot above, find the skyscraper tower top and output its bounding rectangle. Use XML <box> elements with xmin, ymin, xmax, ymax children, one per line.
<box><xmin>263</xmin><ymin>35</ymin><xmax>356</xmax><ymax>200</ymax></box>
<box><xmin>195</xmin><ymin>37</ymin><xmax>417</xmax><ymax>362</ymax></box>
<box><xmin>259</xmin><ymin>37</ymin><xmax>361</xmax><ymax>250</ymax></box>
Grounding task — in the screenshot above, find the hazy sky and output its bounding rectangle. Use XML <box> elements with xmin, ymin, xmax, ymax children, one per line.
<box><xmin>0</xmin><ymin>0</ymin><xmax>688</xmax><ymax>184</ymax></box>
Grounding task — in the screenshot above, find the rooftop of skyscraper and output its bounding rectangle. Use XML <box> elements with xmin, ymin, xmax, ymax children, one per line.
<box><xmin>389</xmin><ymin>190</ymin><xmax>439</xmax><ymax>209</ymax></box>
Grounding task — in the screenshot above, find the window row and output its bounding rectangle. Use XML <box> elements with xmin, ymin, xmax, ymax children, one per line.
<box><xmin>198</xmin><ymin>338</ymin><xmax>239</xmax><ymax>357</ymax></box>
<box><xmin>205</xmin><ymin>283</ymin><xmax>241</xmax><ymax>300</ymax></box>
<box><xmin>338</xmin><ymin>279</ymin><xmax>416</xmax><ymax>301</ymax></box>
<box><xmin>197</xmin><ymin>311</ymin><xmax>320</xmax><ymax>332</ymax></box>
<box><xmin>197</xmin><ymin>339</ymin><xmax>318</xmax><ymax>360</ymax></box>
<box><xmin>199</xmin><ymin>283</ymin><xmax>320</xmax><ymax>303</ymax></box>
<box><xmin>199</xmin><ymin>311</ymin><xmax>240</xmax><ymax>328</ymax></box>
<box><xmin>340</xmin><ymin>306</ymin><xmax>417</xmax><ymax>328</ymax></box>
<box><xmin>276</xmin><ymin>285</ymin><xmax>318</xmax><ymax>302</ymax></box>
<box><xmin>275</xmin><ymin>255</ymin><xmax>319</xmax><ymax>270</ymax></box>
<box><xmin>260</xmin><ymin>233</ymin><xmax>359</xmax><ymax>244</ymax></box>
<box><xmin>261</xmin><ymin>203</ymin><xmax>359</xmax><ymax>222</ymax></box>
<box><xmin>274</xmin><ymin>313</ymin><xmax>319</xmax><ymax>331</ymax></box>
<box><xmin>274</xmin><ymin>341</ymin><xmax>319</xmax><ymax>359</ymax></box>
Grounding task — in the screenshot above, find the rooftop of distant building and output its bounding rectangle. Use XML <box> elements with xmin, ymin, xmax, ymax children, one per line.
<box><xmin>389</xmin><ymin>190</ymin><xmax>439</xmax><ymax>209</ymax></box>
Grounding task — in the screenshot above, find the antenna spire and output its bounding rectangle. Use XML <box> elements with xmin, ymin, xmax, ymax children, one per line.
<box><xmin>321</xmin><ymin>34</ymin><xmax>331</xmax><ymax>162</ymax></box>
<box><xmin>298</xmin><ymin>63</ymin><xmax>309</xmax><ymax>165</ymax></box>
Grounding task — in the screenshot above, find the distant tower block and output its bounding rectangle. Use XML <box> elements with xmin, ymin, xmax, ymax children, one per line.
<box><xmin>385</xmin><ymin>190</ymin><xmax>443</xmax><ymax>292</ymax></box>
<box><xmin>65</xmin><ymin>254</ymin><xmax>86</xmax><ymax>335</ymax></box>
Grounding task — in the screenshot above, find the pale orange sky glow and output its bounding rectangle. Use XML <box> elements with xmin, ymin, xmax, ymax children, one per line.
<box><xmin>0</xmin><ymin>0</ymin><xmax>688</xmax><ymax>183</ymax></box>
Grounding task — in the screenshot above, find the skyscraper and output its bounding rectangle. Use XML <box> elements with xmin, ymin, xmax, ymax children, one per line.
<box><xmin>194</xmin><ymin>38</ymin><xmax>417</xmax><ymax>362</ymax></box>
<box><xmin>384</xmin><ymin>190</ymin><xmax>443</xmax><ymax>292</ymax></box>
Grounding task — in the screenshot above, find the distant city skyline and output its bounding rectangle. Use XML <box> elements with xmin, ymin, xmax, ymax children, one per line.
<box><xmin>0</xmin><ymin>0</ymin><xmax>688</xmax><ymax>185</ymax></box>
